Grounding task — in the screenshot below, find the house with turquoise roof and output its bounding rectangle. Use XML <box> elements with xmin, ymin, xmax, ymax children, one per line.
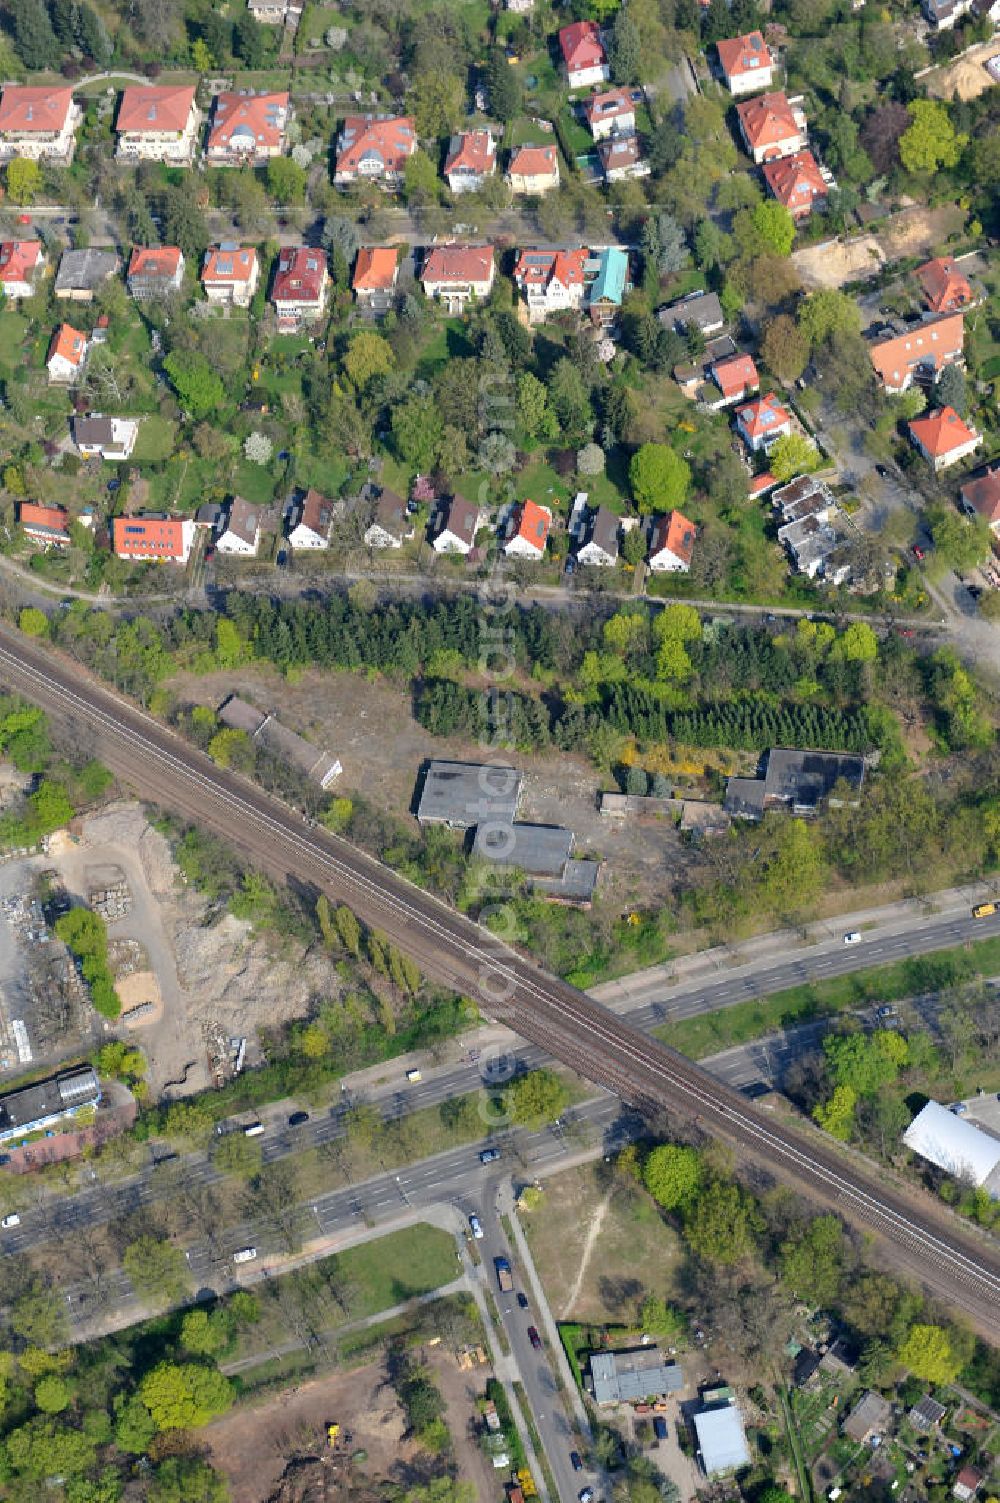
<box><xmin>586</xmin><ymin>247</ymin><xmax>629</xmax><ymax>327</ymax></box>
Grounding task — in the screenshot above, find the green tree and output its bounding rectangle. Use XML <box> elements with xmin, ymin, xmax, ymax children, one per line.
<box><xmin>392</xmin><ymin>392</ymin><xmax>443</xmax><ymax>471</ymax></box>
<box><xmin>408</xmin><ymin>72</ymin><xmax>465</xmax><ymax>137</ymax></box>
<box><xmin>179</xmin><ymin>1308</ymin><xmax>234</xmax><ymax>1359</ymax></box>
<box><xmin>812</xmin><ymin>1082</ymin><xmax>857</xmax><ymax>1140</ymax></box>
<box><xmin>837</xmin><ymin>621</ymin><xmax>878</xmax><ymax>663</ymax></box>
<box><xmin>334</xmin><ymin>903</ymin><xmax>362</xmax><ymax>955</ymax></box>
<box><xmin>163</xmin><ymin>350</ymin><xmax>226</xmax><ymax>419</ymax></box>
<box><xmin>548</xmin><ymin>358</ymin><xmax>592</xmax><ymax>441</ymax></box>
<box><xmin>113</xmin><ymin>1392</ymin><xmax>157</xmax><ymax>1454</ymax></box>
<box><xmin>266</xmin><ymin>155</ymin><xmax>306</xmax><ymax>204</ymax></box>
<box><xmin>608</xmin><ymin>7</ymin><xmax>640</xmax><ymax>82</ymax></box>
<box><xmin>206</xmin><ymin>727</ymin><xmax>254</xmax><ymax>772</ymax></box>
<box><xmin>642</xmin><ymin>1143</ymin><xmax>702</xmax><ymax>1210</ymax></box>
<box><xmin>11</xmin><ymin>1282</ymin><xmax>68</xmax><ymax>1348</ymax></box>
<box><xmin>797</xmin><ymin>288</ymin><xmax>863</xmax><ymax>348</ymax></box>
<box><xmin>516</xmin><ymin>371</ymin><xmax>556</xmax><ymax>440</ymax></box>
<box><xmin>33</xmin><ymin>1374</ymin><xmax>70</xmax><ymax>1413</ymax></box>
<box><xmin>343</xmin><ymin>331</ymin><xmax>395</xmax><ymax>389</ymax></box>
<box><xmin>150</xmin><ymin>1456</ymin><xmax>230</xmax><ymax>1503</ymax></box>
<box><xmin>761</xmin><ymin>315</ymin><xmax>809</xmax><ymax>382</ymax></box>
<box><xmin>896</xmin><ymin>1323</ymin><xmax>962</xmax><ymax>1383</ymax></box>
<box><xmin>18</xmin><ymin>606</ymin><xmax>48</xmax><ymax>637</ymax></box>
<box><xmin>899</xmin><ymin>100</ymin><xmax>960</xmax><ymax>173</ymax></box>
<box><xmin>637</xmin><ymin>1296</ymin><xmax>687</xmax><ymax>1340</ymax></box>
<box><xmin>403</xmin><ymin>149</ymin><xmax>440</xmax><ymax>205</ymax></box>
<box><xmin>138</xmin><ymin>1362</ymin><xmax>233</xmax><ymax>1431</ymax></box>
<box><xmin>213</xmin><ymin>1131</ymin><xmax>263</xmax><ymax>1179</ymax></box>
<box><xmin>629</xmin><ymin>443</ymin><xmax>692</xmax><ymax>513</ymax></box>
<box><xmin>485</xmin><ymin>50</ymin><xmax>522</xmax><ymax>122</ymax></box>
<box><xmin>6</xmin><ymin>157</ymin><xmax>41</xmax><ymax>205</ymax></box>
<box><xmin>10</xmin><ymin>0</ymin><xmax>60</xmax><ymax>69</ymax></box>
<box><xmin>503</xmin><ymin>1068</ymin><xmax>570</xmax><ymax>1129</ymax></box>
<box><xmin>751</xmin><ymin>199</ymin><xmax>796</xmax><ymax>256</ymax></box>
<box><xmin>934</xmin><ymin>361</ymin><xmax>968</xmax><ymax>417</ymax></box>
<box><xmin>780</xmin><ymin>1215</ymin><xmax>846</xmax><ymax>1306</ymax></box>
<box><xmin>122</xmin><ymin>1236</ymin><xmax>191</xmax><ymax>1309</ymax></box>
<box><xmin>5</xmin><ymin>1418</ymin><xmax>95</xmax><ymax>1480</ymax></box>
<box><xmin>769</xmin><ymin>432</ymin><xmax>820</xmax><ymax>484</ymax></box>
<box><xmin>683</xmin><ymin>1179</ymin><xmax>759</xmax><ymax>1265</ymax></box>
<box><xmin>233</xmin><ymin>10</ymin><xmax>265</xmax><ymax>65</ymax></box>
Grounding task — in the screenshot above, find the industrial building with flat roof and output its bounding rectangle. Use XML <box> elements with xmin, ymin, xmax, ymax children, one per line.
<box><xmin>0</xmin><ymin>1066</ymin><xmax>101</xmax><ymax>1145</ymax></box>
<box><xmin>725</xmin><ymin>747</ymin><xmax>865</xmax><ymax>820</ymax></box>
<box><xmin>694</xmin><ymin>1401</ymin><xmax>751</xmax><ymax>1475</ymax></box>
<box><xmin>903</xmin><ymin>1100</ymin><xmax>1000</xmax><ymax>1196</ymax></box>
<box><xmin>416</xmin><ymin>761</ymin><xmax>523</xmax><ymax>828</ymax></box>
<box><xmin>590</xmin><ymin>1349</ymin><xmax>684</xmax><ymax>1405</ymax></box>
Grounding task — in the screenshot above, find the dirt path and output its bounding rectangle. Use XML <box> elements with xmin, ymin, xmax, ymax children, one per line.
<box><xmin>560</xmin><ymin>1187</ymin><xmax>613</xmax><ymax>1319</ymax></box>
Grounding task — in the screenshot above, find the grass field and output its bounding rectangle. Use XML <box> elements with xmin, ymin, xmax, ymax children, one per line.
<box><xmin>654</xmin><ymin>934</ymin><xmax>1000</xmax><ymax>1060</ymax></box>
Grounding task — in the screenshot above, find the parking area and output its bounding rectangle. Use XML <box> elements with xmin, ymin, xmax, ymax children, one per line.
<box><xmin>962</xmin><ymin>1093</ymin><xmax>1000</xmax><ymax>1134</ymax></box>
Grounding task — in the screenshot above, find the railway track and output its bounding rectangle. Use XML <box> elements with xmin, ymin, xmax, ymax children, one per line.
<box><xmin>1</xmin><ymin>625</ymin><xmax>998</xmax><ymax>1338</ymax></box>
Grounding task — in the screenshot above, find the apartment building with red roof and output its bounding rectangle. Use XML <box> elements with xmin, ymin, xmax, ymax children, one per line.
<box><xmin>735</xmin><ymin>91</ymin><xmax>807</xmax><ymax>163</ymax></box>
<box><xmin>735</xmin><ymin>392</ymin><xmax>792</xmax><ymax>451</ymax></box>
<box><xmin>867</xmin><ymin>311</ymin><xmax>964</xmax><ymax>393</ymax></box>
<box><xmin>334</xmin><ymin>115</ymin><xmax>416</xmax><ymax>187</ymax></box>
<box><xmin>421</xmin><ymin>245</ymin><xmax>495</xmax><ymax>311</ymax></box>
<box><xmin>270</xmin><ymin>246</ymin><xmax>329</xmax><ymax>330</ymax></box>
<box><xmin>908</xmin><ymin>407</ymin><xmax>981</xmax><ymax>472</ymax></box>
<box><xmin>0</xmin><ymin>85</ymin><xmax>81</xmax><ymax>163</ymax></box>
<box><xmin>503</xmin><ymin>500</ymin><xmax>552</xmax><ymax>559</ymax></box>
<box><xmin>559</xmin><ymin>20</ymin><xmax>609</xmax><ymax>88</ymax></box>
<box><xmin>716</xmin><ymin>32</ymin><xmax>774</xmax><ymax>95</ymax></box>
<box><xmin>46</xmin><ymin>323</ymin><xmax>87</xmax><ymax>384</ymax></box>
<box><xmin>205</xmin><ymin>91</ymin><xmax>290</xmax><ymax>164</ymax></box>
<box><xmin>762</xmin><ymin>149</ymin><xmax>827</xmax><ymax>219</ymax></box>
<box><xmin>0</xmin><ymin>240</ymin><xmax>44</xmax><ymax>299</ymax></box>
<box><xmin>115</xmin><ymin>84</ymin><xmax>200</xmax><ymax>164</ymax></box>
<box><xmin>582</xmin><ymin>87</ymin><xmax>636</xmax><ymax>141</ymax></box>
<box><xmin>201</xmin><ymin>245</ymin><xmax>259</xmax><ymax>307</ymax></box>
<box><xmin>18</xmin><ymin>502</ymin><xmax>70</xmax><ymax>547</ymax></box>
<box><xmin>113</xmin><ymin>514</ymin><xmax>195</xmax><ymax>563</ymax></box>
<box><xmin>126</xmin><ymin>246</ymin><xmax>185</xmax><ymax>302</ymax></box>
<box><xmin>352</xmin><ymin>246</ymin><xmax>399</xmax><ymax>311</ymax></box>
<box><xmin>917</xmin><ymin>257</ymin><xmax>974</xmax><ymax>314</ymax></box>
<box><xmin>648</xmin><ymin>510</ymin><xmax>697</xmax><ymax>572</ymax></box>
<box><xmin>506</xmin><ymin>144</ymin><xmax>560</xmax><ymax>195</ymax></box>
<box><xmin>959</xmin><ymin>466</ymin><xmax>1000</xmax><ymax>534</ymax></box>
<box><xmin>513</xmin><ymin>247</ymin><xmax>588</xmax><ymax>324</ymax></box>
<box><xmin>444</xmin><ymin>129</ymin><xmax>496</xmax><ymax>193</ymax></box>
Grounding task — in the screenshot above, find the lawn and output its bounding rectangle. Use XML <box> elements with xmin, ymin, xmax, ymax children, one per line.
<box><xmin>514</xmin><ymin>458</ymin><xmax>574</xmax><ymax>515</ymax></box>
<box><xmin>0</xmin><ymin>313</ymin><xmax>28</xmax><ymax>370</ymax></box>
<box><xmin>412</xmin><ymin>317</ymin><xmax>474</xmax><ymax>380</ymax></box>
<box><xmin>132</xmin><ymin>416</ymin><xmax>177</xmax><ymax>465</ymax></box>
<box><xmin>522</xmin><ymin>1160</ymin><xmax>683</xmax><ymax>1324</ymax></box>
<box><xmin>233</xmin><ymin>459</ymin><xmax>281</xmax><ymax>506</ymax></box>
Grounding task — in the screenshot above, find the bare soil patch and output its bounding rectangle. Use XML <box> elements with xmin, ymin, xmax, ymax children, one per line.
<box><xmin>924</xmin><ymin>41</ymin><xmax>1000</xmax><ymax>100</ymax></box>
<box><xmin>426</xmin><ymin>1347</ymin><xmax>501</xmax><ymax>1503</ymax></box>
<box><xmin>204</xmin><ymin>1359</ymin><xmax>416</xmax><ymax>1503</ymax></box>
<box><xmin>792</xmin><ymin>205</ymin><xmax>966</xmax><ymax>288</ymax></box>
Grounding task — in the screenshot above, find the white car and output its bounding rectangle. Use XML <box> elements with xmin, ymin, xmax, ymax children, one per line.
<box><xmin>1</xmin><ymin>1213</ymin><xmax>20</xmax><ymax>1229</ymax></box>
<box><xmin>232</xmin><ymin>1246</ymin><xmax>257</xmax><ymax>1264</ymax></box>
<box><xmin>843</xmin><ymin>931</ymin><xmax>861</xmax><ymax>945</ymax></box>
<box><xmin>469</xmin><ymin>1214</ymin><xmax>484</xmax><ymax>1240</ymax></box>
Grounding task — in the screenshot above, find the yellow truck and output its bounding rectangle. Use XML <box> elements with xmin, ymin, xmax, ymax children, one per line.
<box><xmin>972</xmin><ymin>902</ymin><xmax>997</xmax><ymax>919</ymax></box>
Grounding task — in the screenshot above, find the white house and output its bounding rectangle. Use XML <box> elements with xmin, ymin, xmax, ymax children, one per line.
<box><xmin>432</xmin><ymin>494</ymin><xmax>481</xmax><ymax>554</ymax></box>
<box><xmin>576</xmin><ymin>505</ymin><xmax>619</xmax><ymax>567</ymax></box>
<box><xmin>648</xmin><ymin>510</ymin><xmax>696</xmax><ymax>573</ymax></box>
<box><xmin>503</xmin><ymin>499</ymin><xmax>551</xmax><ymax>560</ymax></box>
<box><xmin>506</xmin><ymin>144</ymin><xmax>560</xmax><ymax>195</ymax></box>
<box><xmin>115</xmin><ymin>84</ymin><xmax>201</xmax><ymax>164</ymax></box>
<box><xmin>421</xmin><ymin>245</ymin><xmax>495</xmax><ymax>312</ymax></box>
<box><xmin>364</xmin><ymin>488</ymin><xmax>413</xmax><ymax>549</ymax></box>
<box><xmin>0</xmin><ymin>85</ymin><xmax>82</xmax><ymax>163</ymax></box>
<box><xmin>735</xmin><ymin>392</ymin><xmax>792</xmax><ymax>452</ymax></box>
<box><xmin>444</xmin><ymin>129</ymin><xmax>496</xmax><ymax>194</ymax></box>
<box><xmin>582</xmin><ymin>87</ymin><xmax>636</xmax><ymax>141</ymax></box>
<box><xmin>0</xmin><ymin>239</ymin><xmax>44</xmax><ymax>299</ymax></box>
<box><xmin>46</xmin><ymin>323</ymin><xmax>87</xmax><ymax>384</ymax></box>
<box><xmin>908</xmin><ymin>407</ymin><xmax>982</xmax><ymax>473</ymax></box>
<box><xmin>217</xmin><ymin>496</ymin><xmax>262</xmax><ymax>555</ymax></box>
<box><xmin>288</xmin><ymin>488</ymin><xmax>335</xmax><ymax>549</ymax></box>
<box><xmin>74</xmin><ymin>415</ymin><xmax>139</xmax><ymax>461</ymax></box>
<box><xmin>559</xmin><ymin>20</ymin><xmax>609</xmax><ymax>89</ymax></box>
<box><xmin>716</xmin><ymin>33</ymin><xmax>774</xmax><ymax>96</ymax></box>
<box><xmin>201</xmin><ymin>245</ymin><xmax>259</xmax><ymax>307</ymax></box>
<box><xmin>513</xmin><ymin>247</ymin><xmax>588</xmax><ymax>324</ymax></box>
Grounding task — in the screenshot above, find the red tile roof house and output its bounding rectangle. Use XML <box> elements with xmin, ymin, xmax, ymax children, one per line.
<box><xmin>506</xmin><ymin>144</ymin><xmax>560</xmax><ymax>195</ymax></box>
<box><xmin>201</xmin><ymin>245</ymin><xmax>259</xmax><ymax>307</ymax></box>
<box><xmin>559</xmin><ymin>20</ymin><xmax>610</xmax><ymax>88</ymax></box>
<box><xmin>711</xmin><ymin>352</ymin><xmax>760</xmax><ymax>406</ymax></box>
<box><xmin>716</xmin><ymin>32</ymin><xmax>774</xmax><ymax>95</ymax></box>
<box><xmin>421</xmin><ymin>245</ymin><xmax>495</xmax><ymax>312</ymax></box>
<box><xmin>0</xmin><ymin>85</ymin><xmax>82</xmax><ymax>163</ymax></box>
<box><xmin>917</xmin><ymin>256</ymin><xmax>974</xmax><ymax>314</ymax></box>
<box><xmin>334</xmin><ymin>115</ymin><xmax>416</xmax><ymax>188</ymax></box>
<box><xmin>908</xmin><ymin>406</ymin><xmax>982</xmax><ymax>472</ymax></box>
<box><xmin>736</xmin><ymin>91</ymin><xmax>807</xmax><ymax>163</ymax></box>
<box><xmin>959</xmin><ymin>465</ymin><xmax>1000</xmax><ymax>535</ymax></box>
<box><xmin>762</xmin><ymin>149</ymin><xmax>828</xmax><ymax>220</ymax></box>
<box><xmin>352</xmin><ymin>246</ymin><xmax>399</xmax><ymax>311</ymax></box>
<box><xmin>217</xmin><ymin>496</ymin><xmax>262</xmax><ymax>555</ymax></box>
<box><xmin>205</xmin><ymin>91</ymin><xmax>291</xmax><ymax>165</ymax></box>
<box><xmin>0</xmin><ymin>240</ymin><xmax>44</xmax><ymax>300</ymax></box>
<box><xmin>582</xmin><ymin>87</ymin><xmax>636</xmax><ymax>141</ymax></box>
<box><xmin>735</xmin><ymin>391</ymin><xmax>792</xmax><ymax>451</ymax></box>
<box><xmin>648</xmin><ymin>509</ymin><xmax>697</xmax><ymax>572</ymax></box>
<box><xmin>953</xmin><ymin>1469</ymin><xmax>983</xmax><ymax>1503</ymax></box>
<box><xmin>271</xmin><ymin>246</ymin><xmax>329</xmax><ymax>331</ymax></box>
<box><xmin>503</xmin><ymin>499</ymin><xmax>552</xmax><ymax>559</ymax></box>
<box><xmin>46</xmin><ymin>323</ymin><xmax>87</xmax><ymax>384</ymax></box>
<box><xmin>18</xmin><ymin>502</ymin><xmax>70</xmax><ymax>547</ymax></box>
<box><xmin>432</xmin><ymin>494</ymin><xmax>482</xmax><ymax>554</ymax></box>
<box><xmin>599</xmin><ymin>132</ymin><xmax>650</xmax><ymax>183</ymax></box>
<box><xmin>288</xmin><ymin>487</ymin><xmax>335</xmax><ymax>549</ymax></box>
<box><xmin>513</xmin><ymin>247</ymin><xmax>588</xmax><ymax>324</ymax></box>
<box><xmin>115</xmin><ymin>84</ymin><xmax>201</xmax><ymax>164</ymax></box>
<box><xmin>867</xmin><ymin>311</ymin><xmax>964</xmax><ymax>393</ymax></box>
<box><xmin>444</xmin><ymin>129</ymin><xmax>497</xmax><ymax>193</ymax></box>
<box><xmin>113</xmin><ymin>514</ymin><xmax>195</xmax><ymax>564</ymax></box>
<box><xmin>127</xmin><ymin>246</ymin><xmax>185</xmax><ymax>301</ymax></box>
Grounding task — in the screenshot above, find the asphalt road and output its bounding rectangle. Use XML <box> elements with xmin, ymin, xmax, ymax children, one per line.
<box><xmin>0</xmin><ymin>627</ymin><xmax>998</xmax><ymax>1337</ymax></box>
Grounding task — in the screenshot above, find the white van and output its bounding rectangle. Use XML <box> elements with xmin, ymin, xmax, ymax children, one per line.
<box><xmin>243</xmin><ymin>1122</ymin><xmax>265</xmax><ymax>1137</ymax></box>
<box><xmin>405</xmin><ymin>1068</ymin><xmax>422</xmax><ymax>1083</ymax></box>
<box><xmin>233</xmin><ymin>1246</ymin><xmax>258</xmax><ymax>1264</ymax></box>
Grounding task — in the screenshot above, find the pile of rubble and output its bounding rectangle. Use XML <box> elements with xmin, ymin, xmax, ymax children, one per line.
<box><xmin>107</xmin><ymin>937</ymin><xmax>146</xmax><ymax>979</ymax></box>
<box><xmin>89</xmin><ymin>880</ymin><xmax>132</xmax><ymax>922</ymax></box>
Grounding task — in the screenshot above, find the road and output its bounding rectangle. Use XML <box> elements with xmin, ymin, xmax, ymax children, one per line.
<box><xmin>0</xmin><ymin>626</ymin><xmax>998</xmax><ymax>1339</ymax></box>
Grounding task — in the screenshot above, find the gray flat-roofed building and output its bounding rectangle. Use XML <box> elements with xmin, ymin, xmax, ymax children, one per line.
<box><xmin>843</xmin><ymin>1389</ymin><xmax>892</xmax><ymax>1444</ymax></box>
<box><xmin>472</xmin><ymin>821</ymin><xmax>573</xmax><ymax>877</ymax></box>
<box><xmin>54</xmin><ymin>248</ymin><xmax>119</xmax><ymax>300</ymax></box>
<box><xmin>909</xmin><ymin>1395</ymin><xmax>947</xmax><ymax>1432</ymax></box>
<box><xmin>0</xmin><ymin>1066</ymin><xmax>101</xmax><ymax>1144</ymax></box>
<box><xmin>218</xmin><ymin>695</ymin><xmax>341</xmax><ymax>788</ymax></box>
<box><xmin>534</xmin><ymin>858</ymin><xmax>600</xmax><ymax>905</ymax></box>
<box><xmin>417</xmin><ymin>760</ymin><xmax>522</xmax><ymax>828</ymax></box>
<box><xmin>590</xmin><ymin>1349</ymin><xmax>684</xmax><ymax>1405</ymax></box>
<box><xmin>694</xmin><ymin>1403</ymin><xmax>751</xmax><ymax>1475</ymax></box>
<box><xmin>726</xmin><ymin>748</ymin><xmax>864</xmax><ymax>821</ymax></box>
<box><xmin>724</xmin><ymin>776</ymin><xmax>767</xmax><ymax>820</ymax></box>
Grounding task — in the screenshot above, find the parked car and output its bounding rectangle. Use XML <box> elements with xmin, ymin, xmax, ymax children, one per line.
<box><xmin>949</xmin><ymin>1102</ymin><xmax>968</xmax><ymax>1116</ymax></box>
<box><xmin>843</xmin><ymin>931</ymin><xmax>861</xmax><ymax>945</ymax></box>
<box><xmin>469</xmin><ymin>1214</ymin><xmax>484</xmax><ymax>1239</ymax></box>
<box><xmin>517</xmin><ymin>1292</ymin><xmax>529</xmax><ymax>1309</ymax></box>
<box><xmin>579</xmin><ymin>1490</ymin><xmax>594</xmax><ymax>1503</ymax></box>
<box><xmin>913</xmin><ymin>545</ymin><xmax>925</xmax><ymax>561</ymax></box>
<box><xmin>232</xmin><ymin>1246</ymin><xmax>257</xmax><ymax>1263</ymax></box>
<box><xmin>570</xmin><ymin>1452</ymin><xmax>583</xmax><ymax>1472</ymax></box>
<box><xmin>527</xmin><ymin>1326</ymin><xmax>541</xmax><ymax>1350</ymax></box>
<box><xmin>480</xmin><ymin>1147</ymin><xmax>501</xmax><ymax>1164</ymax></box>
<box><xmin>1</xmin><ymin>1213</ymin><xmax>20</xmax><ymax>1229</ymax></box>
<box><xmin>288</xmin><ymin>1111</ymin><xmax>309</xmax><ymax>1127</ymax></box>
